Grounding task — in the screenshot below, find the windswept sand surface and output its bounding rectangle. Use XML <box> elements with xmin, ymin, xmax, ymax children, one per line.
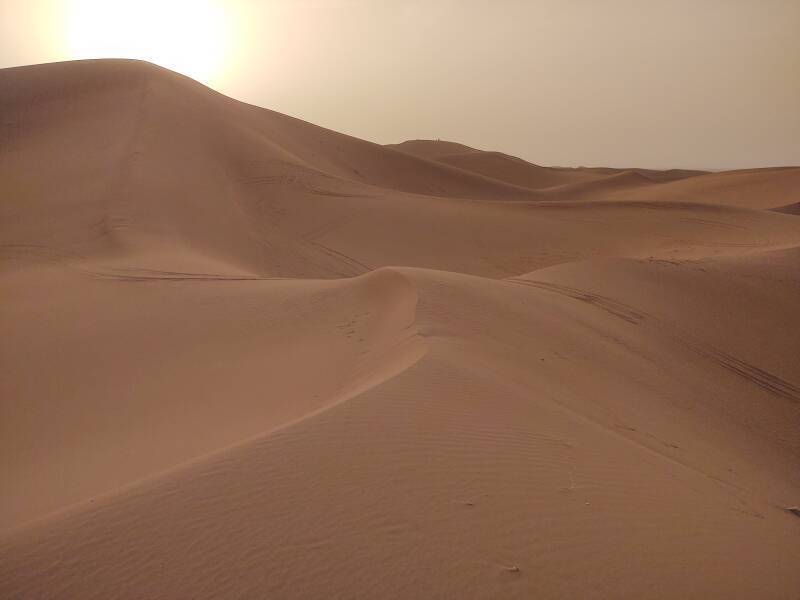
<box><xmin>1</xmin><ymin>60</ymin><xmax>800</xmax><ymax>599</ymax></box>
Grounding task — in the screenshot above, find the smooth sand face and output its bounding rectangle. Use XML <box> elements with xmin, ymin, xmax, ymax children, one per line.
<box><xmin>1</xmin><ymin>59</ymin><xmax>799</xmax><ymax>599</ymax></box>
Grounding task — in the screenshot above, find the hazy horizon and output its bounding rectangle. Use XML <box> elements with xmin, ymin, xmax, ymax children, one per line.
<box><xmin>2</xmin><ymin>0</ymin><xmax>798</xmax><ymax>170</ymax></box>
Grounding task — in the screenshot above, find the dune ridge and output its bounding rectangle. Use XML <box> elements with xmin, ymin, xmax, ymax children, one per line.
<box><xmin>1</xmin><ymin>59</ymin><xmax>799</xmax><ymax>599</ymax></box>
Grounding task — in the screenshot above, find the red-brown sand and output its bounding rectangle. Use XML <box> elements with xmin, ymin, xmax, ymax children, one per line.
<box><xmin>1</xmin><ymin>60</ymin><xmax>799</xmax><ymax>599</ymax></box>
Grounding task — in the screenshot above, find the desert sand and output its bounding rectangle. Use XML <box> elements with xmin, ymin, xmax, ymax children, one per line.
<box><xmin>1</xmin><ymin>59</ymin><xmax>799</xmax><ymax>599</ymax></box>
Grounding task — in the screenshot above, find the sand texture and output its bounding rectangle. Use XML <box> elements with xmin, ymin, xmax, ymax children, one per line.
<box><xmin>2</xmin><ymin>60</ymin><xmax>800</xmax><ymax>599</ymax></box>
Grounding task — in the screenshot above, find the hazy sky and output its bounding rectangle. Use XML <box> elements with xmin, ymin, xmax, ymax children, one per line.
<box><xmin>2</xmin><ymin>0</ymin><xmax>799</xmax><ymax>169</ymax></box>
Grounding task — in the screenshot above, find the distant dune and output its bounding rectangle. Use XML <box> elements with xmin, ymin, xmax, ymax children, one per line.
<box><xmin>1</xmin><ymin>60</ymin><xmax>799</xmax><ymax>599</ymax></box>
<box><xmin>774</xmin><ymin>201</ymin><xmax>800</xmax><ymax>215</ymax></box>
<box><xmin>388</xmin><ymin>140</ymin><xmax>708</xmax><ymax>188</ymax></box>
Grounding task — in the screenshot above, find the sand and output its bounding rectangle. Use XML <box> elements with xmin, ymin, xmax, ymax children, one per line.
<box><xmin>1</xmin><ymin>59</ymin><xmax>799</xmax><ymax>599</ymax></box>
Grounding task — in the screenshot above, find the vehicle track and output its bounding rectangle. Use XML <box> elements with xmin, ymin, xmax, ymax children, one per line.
<box><xmin>506</xmin><ymin>277</ymin><xmax>800</xmax><ymax>403</ymax></box>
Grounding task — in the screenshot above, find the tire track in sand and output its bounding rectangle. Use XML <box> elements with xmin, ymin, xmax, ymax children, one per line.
<box><xmin>506</xmin><ymin>277</ymin><xmax>800</xmax><ymax>403</ymax></box>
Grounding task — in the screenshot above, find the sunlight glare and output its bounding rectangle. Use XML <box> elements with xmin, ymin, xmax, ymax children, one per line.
<box><xmin>65</xmin><ymin>0</ymin><xmax>230</xmax><ymax>85</ymax></box>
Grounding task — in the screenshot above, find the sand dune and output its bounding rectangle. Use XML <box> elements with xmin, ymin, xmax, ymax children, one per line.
<box><xmin>1</xmin><ymin>59</ymin><xmax>799</xmax><ymax>599</ymax></box>
<box><xmin>389</xmin><ymin>140</ymin><xmax>708</xmax><ymax>188</ymax></box>
<box><xmin>389</xmin><ymin>143</ymin><xmax>606</xmax><ymax>189</ymax></box>
<box><xmin>774</xmin><ymin>201</ymin><xmax>800</xmax><ymax>215</ymax></box>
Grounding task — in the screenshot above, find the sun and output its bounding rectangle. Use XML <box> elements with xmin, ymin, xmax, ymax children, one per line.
<box><xmin>65</xmin><ymin>0</ymin><xmax>230</xmax><ymax>85</ymax></box>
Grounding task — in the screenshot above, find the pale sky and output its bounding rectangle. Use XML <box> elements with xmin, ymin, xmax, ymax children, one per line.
<box><xmin>1</xmin><ymin>0</ymin><xmax>799</xmax><ymax>170</ymax></box>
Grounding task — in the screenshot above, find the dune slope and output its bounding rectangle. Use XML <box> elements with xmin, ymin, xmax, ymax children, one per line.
<box><xmin>1</xmin><ymin>60</ymin><xmax>799</xmax><ymax>599</ymax></box>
